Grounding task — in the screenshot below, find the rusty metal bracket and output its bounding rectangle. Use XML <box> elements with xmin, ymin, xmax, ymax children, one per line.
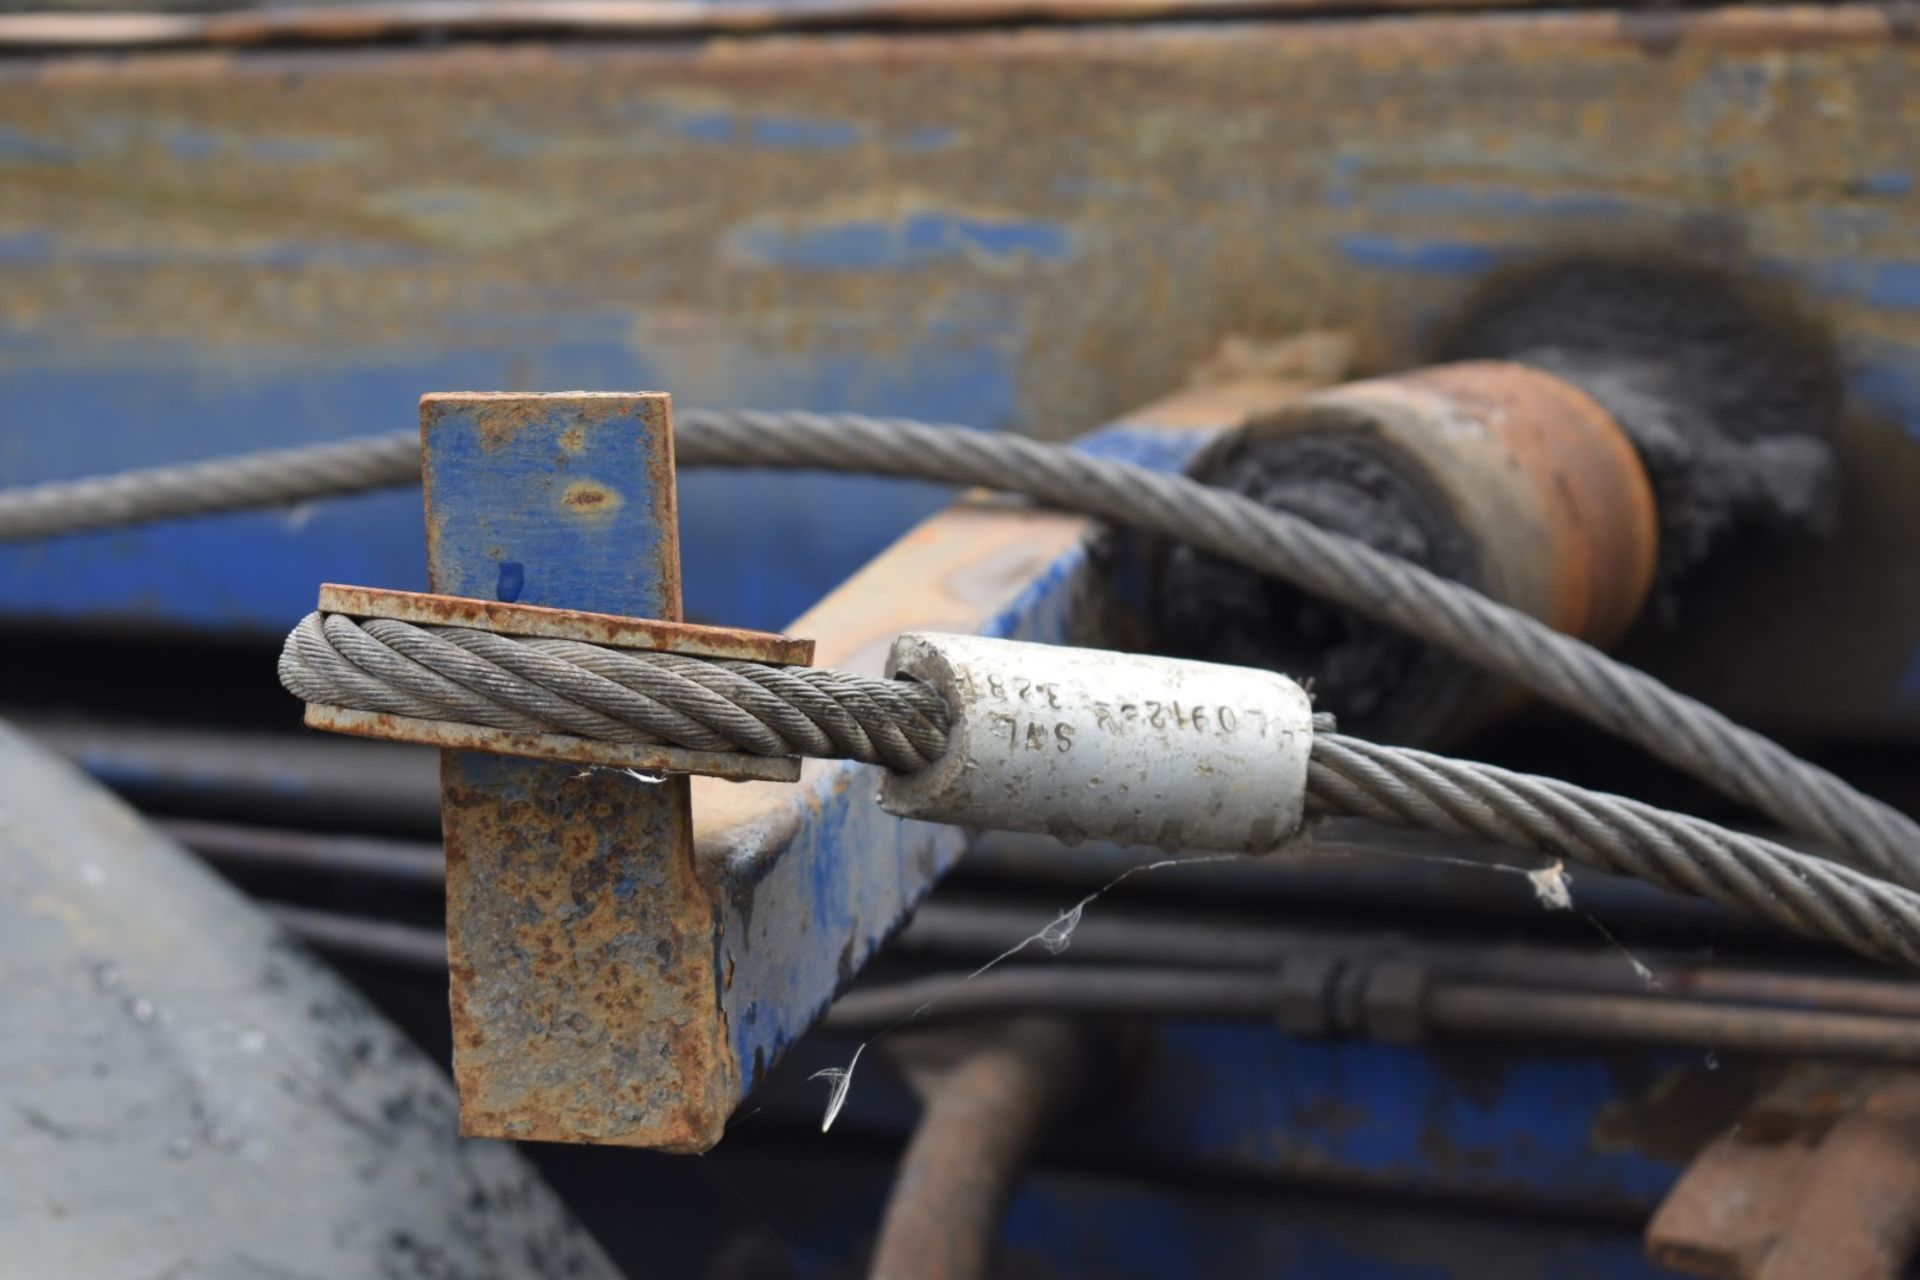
<box><xmin>420</xmin><ymin>390</ymin><xmax>784</xmax><ymax>1150</ymax></box>
<box><xmin>300</xmin><ymin>376</ymin><xmax>1333</xmax><ymax>1153</ymax></box>
<box><xmin>302</xmin><ymin>582</ymin><xmax>811</xmax><ymax>784</ymax></box>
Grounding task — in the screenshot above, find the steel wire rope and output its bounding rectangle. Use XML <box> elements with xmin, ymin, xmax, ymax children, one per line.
<box><xmin>278</xmin><ymin>611</ymin><xmax>1920</xmax><ymax>970</ymax></box>
<box><xmin>5</xmin><ymin>409</ymin><xmax>1916</xmax><ymax>890</ymax></box>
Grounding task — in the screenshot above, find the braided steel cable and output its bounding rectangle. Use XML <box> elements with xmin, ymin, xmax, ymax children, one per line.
<box><xmin>9</xmin><ymin>409</ymin><xmax>1918</xmax><ymax>889</ymax></box>
<box><xmin>675</xmin><ymin>411</ymin><xmax>1920</xmax><ymax>890</ymax></box>
<box><xmin>279</xmin><ymin>612</ymin><xmax>952</xmax><ymax>773</ymax></box>
<box><xmin>0</xmin><ymin>432</ymin><xmax>421</xmax><ymax>539</ymax></box>
<box><xmin>278</xmin><ymin>609</ymin><xmax>1920</xmax><ymax>970</ymax></box>
<box><xmin>1304</xmin><ymin>735</ymin><xmax>1920</xmax><ymax>970</ymax></box>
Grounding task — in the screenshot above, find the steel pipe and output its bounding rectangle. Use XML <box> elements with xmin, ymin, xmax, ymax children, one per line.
<box><xmin>869</xmin><ymin>1019</ymin><xmax>1089</xmax><ymax>1280</ymax></box>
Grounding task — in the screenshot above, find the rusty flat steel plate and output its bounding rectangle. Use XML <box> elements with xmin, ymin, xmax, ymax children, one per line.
<box><xmin>316</xmin><ymin>583</ymin><xmax>814</xmax><ymax>666</ymax></box>
<box><xmin>422</xmin><ymin>391</ymin><xmax>731</xmax><ymax>1152</ymax></box>
<box><xmin>303</xmin><ymin>703</ymin><xmax>802</xmax><ymax>784</ymax></box>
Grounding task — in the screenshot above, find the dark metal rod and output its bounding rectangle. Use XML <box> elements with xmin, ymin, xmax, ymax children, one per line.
<box><xmin>267</xmin><ymin>904</ymin><xmax>1920</xmax><ymax>1062</ymax></box>
<box><xmin>1427</xmin><ymin>985</ymin><xmax>1920</xmax><ymax>1062</ymax></box>
<box><xmin>830</xmin><ymin>967</ymin><xmax>1278</xmax><ymax>1027</ymax></box>
<box><xmin>268</xmin><ymin>904</ymin><xmax>448</xmax><ymax>970</ymax></box>
<box><xmin>19</xmin><ymin>717</ymin><xmax>442</xmax><ymax>831</ymax></box>
<box><xmin>163</xmin><ymin>818</ymin><xmax>446</xmax><ymax>885</ymax></box>
<box><xmin>897</xmin><ymin>899</ymin><xmax>1920</xmax><ymax>1020</ymax></box>
<box><xmin>830</xmin><ymin>967</ymin><xmax>1920</xmax><ymax>1064</ymax></box>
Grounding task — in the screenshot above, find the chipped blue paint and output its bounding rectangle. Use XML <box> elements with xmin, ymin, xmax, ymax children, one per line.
<box><xmin>1796</xmin><ymin>257</ymin><xmax>1920</xmax><ymax>313</ymax></box>
<box><xmin>749</xmin><ymin>115</ymin><xmax>858</xmax><ymax>150</ymax></box>
<box><xmin>674</xmin><ymin>112</ymin><xmax>861</xmax><ymax>148</ymax></box>
<box><xmin>420</xmin><ymin>396</ymin><xmax>678</xmax><ymax>610</ymax></box>
<box><xmin>1127</xmin><ymin>1024</ymin><xmax>1682</xmax><ymax>1213</ymax></box>
<box><xmin>152</xmin><ymin>125</ymin><xmax>352</xmax><ymax>164</ymax></box>
<box><xmin>1849</xmin><ymin>348</ymin><xmax>1920</xmax><ymax>444</ymax></box>
<box><xmin>1855</xmin><ymin>170</ymin><xmax>1913</xmax><ymax>197</ymax></box>
<box><xmin>674</xmin><ymin>111</ymin><xmax>736</xmax><ymax>143</ymax></box>
<box><xmin>0</xmin><ymin>230</ymin><xmax>53</xmax><ymax>264</ymax></box>
<box><xmin>729</xmin><ymin>211</ymin><xmax>1072</xmax><ymax>271</ymax></box>
<box><xmin>1338</xmin><ymin>234</ymin><xmax>1502</xmax><ymax>275</ymax></box>
<box><xmin>1368</xmin><ymin>181</ymin><xmax>1643</xmax><ymax>221</ymax></box>
<box><xmin>0</xmin><ymin>124</ymin><xmax>68</xmax><ymax>163</ymax></box>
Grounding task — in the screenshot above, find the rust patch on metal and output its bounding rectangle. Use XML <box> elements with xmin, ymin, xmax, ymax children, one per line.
<box><xmin>1243</xmin><ymin>360</ymin><xmax>1658</xmax><ymax>649</ymax></box>
<box><xmin>316</xmin><ymin>583</ymin><xmax>814</xmax><ymax>666</ymax></box>
<box><xmin>440</xmin><ymin>762</ymin><xmax>732</xmax><ymax>1153</ymax></box>
<box><xmin>304</xmin><ymin>703</ymin><xmax>802</xmax><ymax>783</ymax></box>
<box><xmin>1394</xmin><ymin>360</ymin><xmax>1659</xmax><ymax>645</ymax></box>
<box><xmin>560</xmin><ymin>479</ymin><xmax>622</xmax><ymax>515</ymax></box>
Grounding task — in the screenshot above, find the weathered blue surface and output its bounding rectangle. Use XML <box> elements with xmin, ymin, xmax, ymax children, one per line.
<box><xmin>1119</xmin><ymin>1025</ymin><xmax>1684</xmax><ymax>1214</ymax></box>
<box><xmin>739</xmin><ymin>1024</ymin><xmax>1685</xmax><ymax>1278</ymax></box>
<box><xmin>421</xmin><ymin>394</ymin><xmax>678</xmax><ymax>614</ymax></box>
<box><xmin>0</xmin><ymin>336</ymin><xmax>985</xmax><ymax>635</ymax></box>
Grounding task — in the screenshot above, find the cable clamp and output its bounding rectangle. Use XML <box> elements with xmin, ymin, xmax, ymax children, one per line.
<box><xmin>879</xmin><ymin>632</ymin><xmax>1314</xmax><ymax>853</ymax></box>
<box><xmin>298</xmin><ymin>584</ymin><xmax>814</xmax><ymax>782</ymax></box>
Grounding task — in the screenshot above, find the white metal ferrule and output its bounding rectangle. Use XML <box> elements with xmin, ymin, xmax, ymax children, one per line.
<box><xmin>879</xmin><ymin>632</ymin><xmax>1314</xmax><ymax>853</ymax></box>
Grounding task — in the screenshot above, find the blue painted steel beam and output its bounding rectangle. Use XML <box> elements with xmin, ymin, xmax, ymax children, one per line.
<box><xmin>681</xmin><ymin>378</ymin><xmax>1323</xmax><ymax>1145</ymax></box>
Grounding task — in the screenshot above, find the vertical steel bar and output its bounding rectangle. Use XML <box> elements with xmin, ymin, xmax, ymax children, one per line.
<box><xmin>421</xmin><ymin>392</ymin><xmax>724</xmax><ymax>1150</ymax></box>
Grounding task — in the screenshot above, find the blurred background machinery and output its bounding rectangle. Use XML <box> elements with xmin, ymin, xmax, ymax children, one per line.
<box><xmin>3</xmin><ymin>2</ymin><xmax>1920</xmax><ymax>1277</ymax></box>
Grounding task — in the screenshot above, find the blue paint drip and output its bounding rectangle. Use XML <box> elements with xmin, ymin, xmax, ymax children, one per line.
<box><xmin>495</xmin><ymin>561</ymin><xmax>525</xmax><ymax>603</ymax></box>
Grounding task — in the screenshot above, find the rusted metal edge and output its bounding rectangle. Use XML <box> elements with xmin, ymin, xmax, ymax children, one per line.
<box><xmin>316</xmin><ymin>583</ymin><xmax>814</xmax><ymax>667</ymax></box>
<box><xmin>0</xmin><ymin>0</ymin><xmax>1542</xmax><ymax>53</ymax></box>
<box><xmin>0</xmin><ymin>2</ymin><xmax>1906</xmax><ymax>54</ymax></box>
<box><xmin>304</xmin><ymin>703</ymin><xmax>801</xmax><ymax>783</ymax></box>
